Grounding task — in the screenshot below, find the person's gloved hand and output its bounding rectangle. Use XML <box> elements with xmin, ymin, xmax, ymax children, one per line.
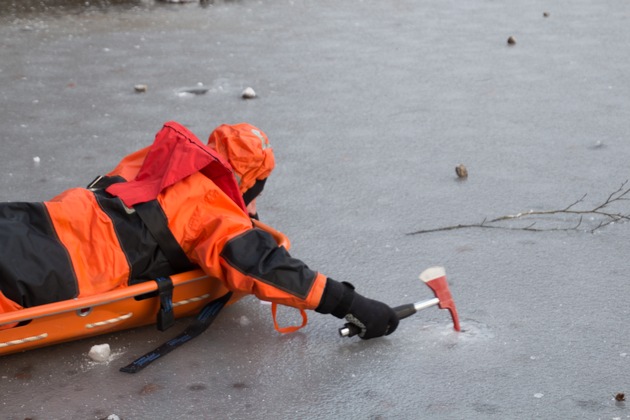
<box><xmin>344</xmin><ymin>288</ymin><xmax>399</xmax><ymax>339</ymax></box>
<box><xmin>316</xmin><ymin>278</ymin><xmax>399</xmax><ymax>339</ymax></box>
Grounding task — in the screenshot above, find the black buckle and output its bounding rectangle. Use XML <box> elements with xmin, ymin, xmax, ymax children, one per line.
<box><xmin>155</xmin><ymin>277</ymin><xmax>175</xmax><ymax>331</ymax></box>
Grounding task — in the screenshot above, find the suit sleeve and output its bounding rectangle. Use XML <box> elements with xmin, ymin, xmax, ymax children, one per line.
<box><xmin>168</xmin><ymin>176</ymin><xmax>327</xmax><ymax>310</ymax></box>
<box><xmin>189</xmin><ymin>225</ymin><xmax>326</xmax><ymax>310</ymax></box>
<box><xmin>221</xmin><ymin>228</ymin><xmax>327</xmax><ymax>307</ymax></box>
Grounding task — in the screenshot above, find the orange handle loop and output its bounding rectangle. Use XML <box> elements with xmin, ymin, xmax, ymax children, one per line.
<box><xmin>271</xmin><ymin>303</ymin><xmax>308</xmax><ymax>334</ymax></box>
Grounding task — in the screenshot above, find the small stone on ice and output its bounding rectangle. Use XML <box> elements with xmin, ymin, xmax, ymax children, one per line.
<box><xmin>242</xmin><ymin>87</ymin><xmax>256</xmax><ymax>99</ymax></box>
<box><xmin>455</xmin><ymin>164</ymin><xmax>468</xmax><ymax>178</ymax></box>
<box><xmin>88</xmin><ymin>343</ymin><xmax>111</xmax><ymax>362</ymax></box>
<box><xmin>134</xmin><ymin>84</ymin><xmax>148</xmax><ymax>93</ymax></box>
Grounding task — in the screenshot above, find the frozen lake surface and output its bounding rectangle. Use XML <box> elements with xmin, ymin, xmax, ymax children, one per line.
<box><xmin>1</xmin><ymin>0</ymin><xmax>629</xmax><ymax>418</ymax></box>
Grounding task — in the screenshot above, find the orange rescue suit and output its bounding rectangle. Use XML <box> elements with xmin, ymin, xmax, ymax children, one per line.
<box><xmin>0</xmin><ymin>122</ymin><xmax>326</xmax><ymax>316</ymax></box>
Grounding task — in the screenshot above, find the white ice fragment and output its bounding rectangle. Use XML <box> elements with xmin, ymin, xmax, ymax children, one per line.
<box><xmin>241</xmin><ymin>87</ymin><xmax>256</xmax><ymax>99</ymax></box>
<box><xmin>533</xmin><ymin>393</ymin><xmax>544</xmax><ymax>399</ymax></box>
<box><xmin>88</xmin><ymin>343</ymin><xmax>111</xmax><ymax>362</ymax></box>
<box><xmin>107</xmin><ymin>415</ymin><xmax>121</xmax><ymax>420</ymax></box>
<box><xmin>621</xmin><ymin>353</ymin><xmax>627</xmax><ymax>357</ymax></box>
<box><xmin>239</xmin><ymin>315</ymin><xmax>252</xmax><ymax>327</ymax></box>
<box><xmin>33</xmin><ymin>156</ymin><xmax>40</xmax><ymax>164</ymax></box>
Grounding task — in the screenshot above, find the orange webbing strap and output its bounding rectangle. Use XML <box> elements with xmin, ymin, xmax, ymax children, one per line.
<box><xmin>271</xmin><ymin>303</ymin><xmax>308</xmax><ymax>334</ymax></box>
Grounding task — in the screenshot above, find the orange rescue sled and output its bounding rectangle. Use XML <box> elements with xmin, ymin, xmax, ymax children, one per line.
<box><xmin>0</xmin><ymin>220</ymin><xmax>289</xmax><ymax>356</ymax></box>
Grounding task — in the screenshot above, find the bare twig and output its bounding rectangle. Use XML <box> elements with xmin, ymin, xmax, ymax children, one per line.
<box><xmin>407</xmin><ymin>181</ymin><xmax>630</xmax><ymax>235</ymax></box>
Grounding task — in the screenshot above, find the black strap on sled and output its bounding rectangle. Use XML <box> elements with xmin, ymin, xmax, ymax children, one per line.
<box><xmin>120</xmin><ymin>291</ymin><xmax>233</xmax><ymax>374</ymax></box>
<box><xmin>155</xmin><ymin>277</ymin><xmax>175</xmax><ymax>332</ymax></box>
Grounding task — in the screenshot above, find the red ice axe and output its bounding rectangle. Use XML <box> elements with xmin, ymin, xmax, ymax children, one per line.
<box><xmin>339</xmin><ymin>266</ymin><xmax>461</xmax><ymax>337</ymax></box>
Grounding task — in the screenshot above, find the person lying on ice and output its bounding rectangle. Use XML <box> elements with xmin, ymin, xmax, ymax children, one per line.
<box><xmin>0</xmin><ymin>121</ymin><xmax>398</xmax><ymax>339</ymax></box>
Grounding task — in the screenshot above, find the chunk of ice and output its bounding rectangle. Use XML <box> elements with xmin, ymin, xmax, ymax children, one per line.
<box><xmin>88</xmin><ymin>343</ymin><xmax>111</xmax><ymax>362</ymax></box>
<box><xmin>241</xmin><ymin>87</ymin><xmax>256</xmax><ymax>99</ymax></box>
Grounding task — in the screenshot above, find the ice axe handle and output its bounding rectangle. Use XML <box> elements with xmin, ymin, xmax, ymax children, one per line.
<box><xmin>338</xmin><ymin>302</ymin><xmax>428</xmax><ymax>338</ymax></box>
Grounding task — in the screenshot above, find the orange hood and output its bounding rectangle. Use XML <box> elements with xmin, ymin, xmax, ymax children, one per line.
<box><xmin>208</xmin><ymin>123</ymin><xmax>275</xmax><ymax>194</ymax></box>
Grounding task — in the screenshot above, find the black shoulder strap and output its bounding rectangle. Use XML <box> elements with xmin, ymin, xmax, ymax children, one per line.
<box><xmin>88</xmin><ymin>175</ymin><xmax>196</xmax><ymax>274</ymax></box>
<box><xmin>133</xmin><ymin>200</ymin><xmax>197</xmax><ymax>273</ymax></box>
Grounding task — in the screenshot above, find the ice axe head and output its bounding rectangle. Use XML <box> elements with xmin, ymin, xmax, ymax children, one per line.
<box><xmin>419</xmin><ymin>266</ymin><xmax>461</xmax><ymax>331</ymax></box>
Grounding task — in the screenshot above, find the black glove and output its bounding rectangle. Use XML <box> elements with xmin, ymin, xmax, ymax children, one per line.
<box><xmin>316</xmin><ymin>278</ymin><xmax>399</xmax><ymax>339</ymax></box>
